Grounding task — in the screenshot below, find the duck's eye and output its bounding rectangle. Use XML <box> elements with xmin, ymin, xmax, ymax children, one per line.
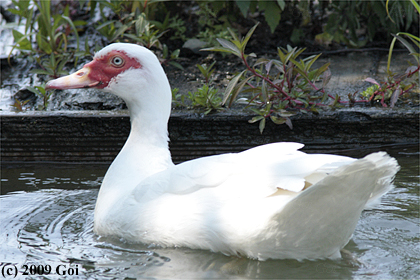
<box><xmin>111</xmin><ymin>56</ymin><xmax>125</xmax><ymax>67</ymax></box>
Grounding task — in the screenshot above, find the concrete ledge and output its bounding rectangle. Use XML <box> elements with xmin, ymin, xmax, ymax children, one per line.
<box><xmin>1</xmin><ymin>108</ymin><xmax>418</xmax><ymax>163</ymax></box>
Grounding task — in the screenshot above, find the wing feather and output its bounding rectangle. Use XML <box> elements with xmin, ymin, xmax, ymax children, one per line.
<box><xmin>133</xmin><ymin>142</ymin><xmax>355</xmax><ymax>202</ymax></box>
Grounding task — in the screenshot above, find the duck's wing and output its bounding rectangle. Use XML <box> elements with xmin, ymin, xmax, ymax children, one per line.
<box><xmin>249</xmin><ymin>151</ymin><xmax>400</xmax><ymax>260</ymax></box>
<box><xmin>133</xmin><ymin>142</ymin><xmax>355</xmax><ymax>202</ymax></box>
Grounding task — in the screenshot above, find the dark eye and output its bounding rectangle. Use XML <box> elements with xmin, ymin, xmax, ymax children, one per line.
<box><xmin>111</xmin><ymin>56</ymin><xmax>124</xmax><ymax>67</ymax></box>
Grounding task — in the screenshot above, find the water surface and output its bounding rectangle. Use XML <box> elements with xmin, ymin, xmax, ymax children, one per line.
<box><xmin>1</xmin><ymin>145</ymin><xmax>419</xmax><ymax>279</ymax></box>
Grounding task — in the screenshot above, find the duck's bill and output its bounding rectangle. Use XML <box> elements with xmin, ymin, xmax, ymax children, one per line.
<box><xmin>45</xmin><ymin>67</ymin><xmax>100</xmax><ymax>90</ymax></box>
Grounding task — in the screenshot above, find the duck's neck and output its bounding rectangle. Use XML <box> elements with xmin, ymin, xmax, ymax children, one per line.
<box><xmin>99</xmin><ymin>101</ymin><xmax>173</xmax><ymax>196</ymax></box>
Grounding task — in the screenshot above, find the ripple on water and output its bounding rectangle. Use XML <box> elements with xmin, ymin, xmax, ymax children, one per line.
<box><xmin>0</xmin><ymin>188</ymin><xmax>179</xmax><ymax>279</ymax></box>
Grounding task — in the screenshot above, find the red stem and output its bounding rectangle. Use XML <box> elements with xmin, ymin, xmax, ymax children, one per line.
<box><xmin>242</xmin><ymin>53</ymin><xmax>291</xmax><ymax>99</ymax></box>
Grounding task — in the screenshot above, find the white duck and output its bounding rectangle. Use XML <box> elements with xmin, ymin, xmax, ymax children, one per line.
<box><xmin>46</xmin><ymin>43</ymin><xmax>399</xmax><ymax>260</ymax></box>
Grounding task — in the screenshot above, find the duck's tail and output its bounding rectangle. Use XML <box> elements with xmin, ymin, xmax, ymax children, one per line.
<box><xmin>362</xmin><ymin>152</ymin><xmax>400</xmax><ymax>209</ymax></box>
<box><xmin>255</xmin><ymin>152</ymin><xmax>399</xmax><ymax>260</ymax></box>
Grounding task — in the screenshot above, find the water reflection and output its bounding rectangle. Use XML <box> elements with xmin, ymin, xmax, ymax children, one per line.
<box><xmin>0</xmin><ymin>145</ymin><xmax>418</xmax><ymax>279</ymax></box>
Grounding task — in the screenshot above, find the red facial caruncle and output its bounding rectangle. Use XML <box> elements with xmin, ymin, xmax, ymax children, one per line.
<box><xmin>45</xmin><ymin>50</ymin><xmax>142</xmax><ymax>90</ymax></box>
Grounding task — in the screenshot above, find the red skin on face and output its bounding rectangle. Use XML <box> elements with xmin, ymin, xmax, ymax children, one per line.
<box><xmin>85</xmin><ymin>50</ymin><xmax>142</xmax><ymax>89</ymax></box>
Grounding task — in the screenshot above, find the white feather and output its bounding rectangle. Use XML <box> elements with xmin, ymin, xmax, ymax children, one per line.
<box><xmin>52</xmin><ymin>43</ymin><xmax>400</xmax><ymax>260</ymax></box>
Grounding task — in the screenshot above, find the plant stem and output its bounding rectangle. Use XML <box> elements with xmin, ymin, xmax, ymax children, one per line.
<box><xmin>241</xmin><ymin>53</ymin><xmax>291</xmax><ymax>99</ymax></box>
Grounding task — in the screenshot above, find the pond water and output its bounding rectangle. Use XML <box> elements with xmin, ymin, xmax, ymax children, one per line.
<box><xmin>1</xmin><ymin>145</ymin><xmax>419</xmax><ymax>279</ymax></box>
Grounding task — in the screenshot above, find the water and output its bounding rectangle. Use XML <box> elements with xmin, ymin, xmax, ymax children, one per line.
<box><xmin>1</xmin><ymin>145</ymin><xmax>419</xmax><ymax>279</ymax></box>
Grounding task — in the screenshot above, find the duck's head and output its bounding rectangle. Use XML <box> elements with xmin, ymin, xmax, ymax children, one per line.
<box><xmin>46</xmin><ymin>43</ymin><xmax>172</xmax><ymax>117</ymax></box>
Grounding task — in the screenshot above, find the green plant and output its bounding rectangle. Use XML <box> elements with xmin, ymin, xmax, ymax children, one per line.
<box><xmin>172</xmin><ymin>88</ymin><xmax>185</xmax><ymax>108</ymax></box>
<box><xmin>93</xmin><ymin>0</ymin><xmax>166</xmax><ymax>21</ymax></box>
<box><xmin>96</xmin><ymin>10</ymin><xmax>162</xmax><ymax>47</ymax></box>
<box><xmin>172</xmin><ymin>62</ymin><xmax>223</xmax><ymax>114</ymax></box>
<box><xmin>159</xmin><ymin>44</ymin><xmax>183</xmax><ymax>70</ymax></box>
<box><xmin>316</xmin><ymin>0</ymin><xmax>418</xmax><ymax>48</ymax></box>
<box><xmin>8</xmin><ymin>0</ymin><xmax>85</xmax><ymax>77</ymax></box>
<box><xmin>187</xmin><ymin>85</ymin><xmax>223</xmax><ymax>115</ymax></box>
<box><xmin>358</xmin><ymin>0</ymin><xmax>420</xmax><ymax>107</ymax></box>
<box><xmin>386</xmin><ymin>0</ymin><xmax>420</xmax><ymax>74</ymax></box>
<box><xmin>31</xmin><ymin>52</ymin><xmax>70</xmax><ymax>78</ymax></box>
<box><xmin>361</xmin><ymin>67</ymin><xmax>419</xmax><ymax>107</ymax></box>
<box><xmin>27</xmin><ymin>84</ymin><xmax>52</xmax><ymax>110</ymax></box>
<box><xmin>204</xmin><ymin>23</ymin><xmax>336</xmax><ymax>132</ymax></box>
<box><xmin>167</xmin><ymin>16</ymin><xmax>187</xmax><ymax>41</ymax></box>
<box><xmin>194</xmin><ymin>0</ymin><xmax>286</xmax><ymax>34</ymax></box>
<box><xmin>9</xmin><ymin>0</ymin><xmax>82</xmax><ymax>55</ymax></box>
<box><xmin>196</xmin><ymin>29</ymin><xmax>233</xmax><ymax>48</ymax></box>
<box><xmin>191</xmin><ymin>62</ymin><xmax>222</xmax><ymax>114</ymax></box>
<box><xmin>95</xmin><ymin>9</ymin><xmax>183</xmax><ymax>67</ymax></box>
<box><xmin>190</xmin><ymin>1</ymin><xmax>244</xmax><ymax>48</ymax></box>
<box><xmin>11</xmin><ymin>98</ymin><xmax>30</xmax><ymax>112</ymax></box>
<box><xmin>235</xmin><ymin>0</ymin><xmax>286</xmax><ymax>33</ymax></box>
<box><xmin>197</xmin><ymin>61</ymin><xmax>216</xmax><ymax>84</ymax></box>
<box><xmin>123</xmin><ymin>13</ymin><xmax>166</xmax><ymax>48</ymax></box>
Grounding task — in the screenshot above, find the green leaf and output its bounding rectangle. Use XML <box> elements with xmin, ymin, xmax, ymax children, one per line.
<box><xmin>394</xmin><ymin>35</ymin><xmax>418</xmax><ymax>64</ymax></box>
<box><xmin>35</xmin><ymin>85</ymin><xmax>46</xmax><ymax>95</ymax></box>
<box><xmin>227</xmin><ymin>28</ymin><xmax>241</xmax><ymax>46</ymax></box>
<box><xmin>235</xmin><ymin>0</ymin><xmax>251</xmax><ymax>17</ymax></box>
<box><xmin>171</xmin><ymin>49</ymin><xmax>181</xmax><ymax>59</ymax></box>
<box><xmin>112</xmin><ymin>24</ymin><xmax>129</xmax><ymax>42</ymax></box>
<box><xmin>26</xmin><ymin>86</ymin><xmax>42</xmax><ymax>97</ymax></box>
<box><xmin>310</xmin><ymin>107</ymin><xmax>319</xmax><ymax>114</ymax></box>
<box><xmin>290</xmin><ymin>28</ymin><xmax>305</xmax><ymax>45</ymax></box>
<box><xmin>228</xmin><ymin>75</ymin><xmax>253</xmax><ymax>107</ymax></box>
<box><xmin>387</xmin><ymin>36</ymin><xmax>398</xmax><ymax>74</ymax></box>
<box><xmin>215</xmin><ymin>38</ymin><xmax>242</xmax><ymax>58</ymax></box>
<box><xmin>259</xmin><ymin>118</ymin><xmax>266</xmax><ymax>134</ymax></box>
<box><xmin>254</xmin><ymin>58</ymin><xmax>270</xmax><ymax>67</ymax></box>
<box><xmin>63</xmin><ymin>18</ymin><xmax>83</xmax><ymax>47</ymax></box>
<box><xmin>169</xmin><ymin>61</ymin><xmax>184</xmax><ymax>70</ymax></box>
<box><xmin>396</xmin><ymin>32</ymin><xmax>420</xmax><ymax>47</ymax></box>
<box><xmin>279</xmin><ymin>110</ymin><xmax>297</xmax><ymax>118</ymax></box>
<box><xmin>7</xmin><ymin>8</ymin><xmax>22</xmax><ymax>16</ymax></box>
<box><xmin>11</xmin><ymin>29</ymin><xmax>32</xmax><ymax>51</ymax></box>
<box><xmin>322</xmin><ymin>67</ymin><xmax>332</xmax><ymax>88</ymax></box>
<box><xmin>264</xmin><ymin>1</ymin><xmax>281</xmax><ymax>33</ymax></box>
<box><xmin>96</xmin><ymin>20</ymin><xmax>116</xmax><ymax>30</ymax></box>
<box><xmin>284</xmin><ymin>47</ymin><xmax>297</xmax><ymax>64</ymax></box>
<box><xmin>270</xmin><ymin>115</ymin><xmax>286</xmax><ymax>124</ymax></box>
<box><xmin>24</xmin><ymin>7</ymin><xmax>34</xmax><ymax>34</ymax></box>
<box><xmin>241</xmin><ymin>22</ymin><xmax>259</xmax><ymax>53</ymax></box>
<box><xmin>293</xmin><ymin>47</ymin><xmax>306</xmax><ymax>58</ymax></box>
<box><xmin>36</xmin><ymin>33</ymin><xmax>52</xmax><ymax>54</ymax></box>
<box><xmin>285</xmin><ymin>118</ymin><xmax>293</xmax><ymax>130</ymax></box>
<box><xmin>196</xmin><ymin>64</ymin><xmax>206</xmax><ymax>77</ymax></box>
<box><xmin>386</xmin><ymin>0</ymin><xmax>394</xmax><ymax>23</ymax></box>
<box><xmin>261</xmin><ymin>80</ymin><xmax>268</xmax><ymax>102</ymax></box>
<box><xmin>277</xmin><ymin>0</ymin><xmax>286</xmax><ymax>10</ymax></box>
<box><xmin>293</xmin><ymin>66</ymin><xmax>309</xmax><ymax>82</ymax></box>
<box><xmin>410</xmin><ymin>0</ymin><xmax>420</xmax><ymax>14</ymax></box>
<box><xmin>315</xmin><ymin>62</ymin><xmax>331</xmax><ymax>79</ymax></box>
<box><xmin>296</xmin><ymin>98</ymin><xmax>309</xmax><ymax>107</ymax></box>
<box><xmin>304</xmin><ymin>53</ymin><xmax>322</xmax><ymax>72</ymax></box>
<box><xmin>277</xmin><ymin>47</ymin><xmax>286</xmax><ymax>63</ymax></box>
<box><xmin>30</xmin><ymin>69</ymin><xmax>54</xmax><ymax>76</ymax></box>
<box><xmin>248</xmin><ymin>115</ymin><xmax>264</xmax><ymax>123</ymax></box>
<box><xmin>223</xmin><ymin>70</ymin><xmax>246</xmax><ymax>105</ymax></box>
